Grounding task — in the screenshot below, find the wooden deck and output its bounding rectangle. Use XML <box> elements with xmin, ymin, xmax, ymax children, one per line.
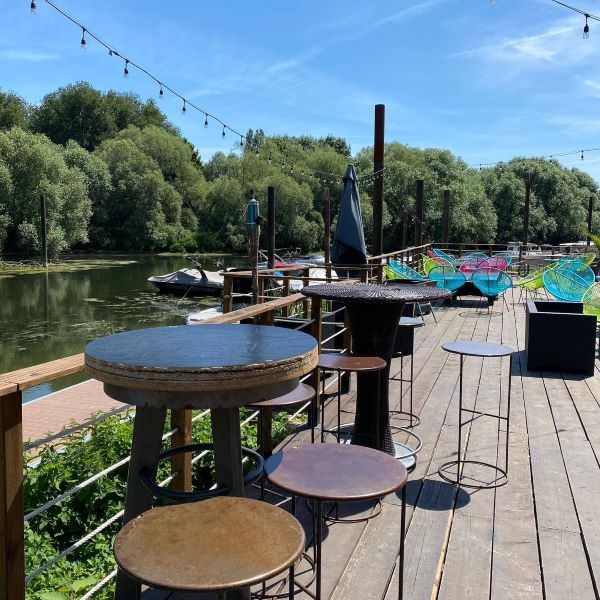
<box><xmin>26</xmin><ymin>287</ymin><xmax>600</xmax><ymax>599</ymax></box>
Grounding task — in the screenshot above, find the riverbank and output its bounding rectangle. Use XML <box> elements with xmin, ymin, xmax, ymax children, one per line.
<box><xmin>0</xmin><ymin>257</ymin><xmax>137</xmax><ymax>276</ymax></box>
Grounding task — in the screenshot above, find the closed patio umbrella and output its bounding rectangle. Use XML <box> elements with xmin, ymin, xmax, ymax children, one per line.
<box><xmin>332</xmin><ymin>164</ymin><xmax>367</xmax><ymax>272</ymax></box>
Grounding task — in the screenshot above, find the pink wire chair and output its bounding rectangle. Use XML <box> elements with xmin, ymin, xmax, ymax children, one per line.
<box><xmin>478</xmin><ymin>255</ymin><xmax>508</xmax><ymax>271</ymax></box>
<box><xmin>459</xmin><ymin>256</ymin><xmax>485</xmax><ymax>276</ymax></box>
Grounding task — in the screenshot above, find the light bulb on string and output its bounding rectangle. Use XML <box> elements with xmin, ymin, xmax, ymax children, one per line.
<box><xmin>30</xmin><ymin>1</ymin><xmax>36</xmax><ymax>15</ymax></box>
<box><xmin>268</xmin><ymin>155</ymin><xmax>272</xmax><ymax>164</ymax></box>
<box><xmin>584</xmin><ymin>14</ymin><xmax>590</xmax><ymax>39</ymax></box>
<box><xmin>159</xmin><ymin>84</ymin><xmax>164</xmax><ymax>99</ymax></box>
<box><xmin>581</xmin><ymin>150</ymin><xmax>585</xmax><ymax>161</ymax></box>
<box><xmin>290</xmin><ymin>166</ymin><xmax>294</xmax><ymax>174</ymax></box>
<box><xmin>181</xmin><ymin>100</ymin><xmax>187</xmax><ymax>115</ymax></box>
<box><xmin>108</xmin><ymin>48</ymin><xmax>113</xmax><ymax>57</ymax></box>
<box><xmin>255</xmin><ymin>149</ymin><xmax>259</xmax><ymax>158</ymax></box>
<box><xmin>123</xmin><ymin>60</ymin><xmax>129</xmax><ymax>78</ymax></box>
<box><xmin>222</xmin><ymin>126</ymin><xmax>226</xmax><ymax>139</ymax></box>
<box><xmin>204</xmin><ymin>114</ymin><xmax>208</xmax><ymax>128</ymax></box>
<box><xmin>80</xmin><ymin>28</ymin><xmax>87</xmax><ymax>50</ymax></box>
<box><xmin>240</xmin><ymin>136</ymin><xmax>244</xmax><ymax>147</ymax></box>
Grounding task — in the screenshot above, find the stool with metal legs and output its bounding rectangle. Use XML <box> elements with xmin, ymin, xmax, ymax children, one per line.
<box><xmin>438</xmin><ymin>340</ymin><xmax>513</xmax><ymax>489</ymax></box>
<box><xmin>249</xmin><ymin>383</ymin><xmax>316</xmax><ymax>500</ymax></box>
<box><xmin>265</xmin><ymin>444</ymin><xmax>408</xmax><ymax>600</ymax></box>
<box><xmin>316</xmin><ymin>354</ymin><xmax>386</xmax><ymax>443</ymax></box>
<box><xmin>113</xmin><ymin>497</ymin><xmax>305</xmax><ymax>600</ymax></box>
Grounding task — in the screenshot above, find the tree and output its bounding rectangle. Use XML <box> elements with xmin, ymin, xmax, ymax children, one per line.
<box><xmin>0</xmin><ymin>128</ymin><xmax>91</xmax><ymax>256</ymax></box>
<box><xmin>0</xmin><ymin>91</ymin><xmax>29</xmax><ymax>131</ymax></box>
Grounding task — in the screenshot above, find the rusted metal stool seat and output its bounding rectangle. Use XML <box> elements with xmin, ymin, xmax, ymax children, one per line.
<box><xmin>438</xmin><ymin>341</ymin><xmax>513</xmax><ymax>489</ymax></box>
<box><xmin>251</xmin><ymin>383</ymin><xmax>317</xmax><ymax>456</ymax></box>
<box><xmin>265</xmin><ymin>444</ymin><xmax>408</xmax><ymax>600</ymax></box>
<box><xmin>317</xmin><ymin>354</ymin><xmax>387</xmax><ymax>444</ymax></box>
<box><xmin>114</xmin><ymin>496</ymin><xmax>305</xmax><ymax>600</ymax></box>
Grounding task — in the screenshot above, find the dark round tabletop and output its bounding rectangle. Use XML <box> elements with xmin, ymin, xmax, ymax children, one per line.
<box><xmin>442</xmin><ymin>340</ymin><xmax>513</xmax><ymax>357</ymax></box>
<box><xmin>114</xmin><ymin>497</ymin><xmax>305</xmax><ymax>592</ymax></box>
<box><xmin>84</xmin><ymin>324</ymin><xmax>318</xmax><ymax>393</ymax></box>
<box><xmin>265</xmin><ymin>443</ymin><xmax>408</xmax><ymax>501</ymax></box>
<box><xmin>250</xmin><ymin>382</ymin><xmax>315</xmax><ymax>409</ymax></box>
<box><xmin>317</xmin><ymin>354</ymin><xmax>387</xmax><ymax>372</ymax></box>
<box><xmin>301</xmin><ymin>282</ymin><xmax>451</xmax><ymax>304</ymax></box>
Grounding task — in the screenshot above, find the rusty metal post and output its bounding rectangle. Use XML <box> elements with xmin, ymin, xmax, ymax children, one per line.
<box><xmin>521</xmin><ymin>181</ymin><xmax>531</xmax><ymax>264</ymax></box>
<box><xmin>373</xmin><ymin>104</ymin><xmax>385</xmax><ymax>256</ymax></box>
<box><xmin>309</xmin><ymin>298</ymin><xmax>323</xmax><ymax>434</ymax></box>
<box><xmin>442</xmin><ymin>189</ymin><xmax>450</xmax><ymax>245</ymax></box>
<box><xmin>324</xmin><ymin>188</ymin><xmax>331</xmax><ymax>279</ymax></box>
<box><xmin>40</xmin><ymin>194</ymin><xmax>48</xmax><ymax>268</ymax></box>
<box><xmin>587</xmin><ymin>195</ymin><xmax>594</xmax><ymax>245</ymax></box>
<box><xmin>170</xmin><ymin>409</ymin><xmax>192</xmax><ymax>493</ymax></box>
<box><xmin>267</xmin><ymin>186</ymin><xmax>275</xmax><ymax>268</ymax></box>
<box><xmin>415</xmin><ymin>179</ymin><xmax>424</xmax><ymax>247</ymax></box>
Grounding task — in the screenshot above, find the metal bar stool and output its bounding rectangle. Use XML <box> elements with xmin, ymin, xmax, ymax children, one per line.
<box><xmin>438</xmin><ymin>340</ymin><xmax>513</xmax><ymax>489</ymax></box>
<box><xmin>265</xmin><ymin>444</ymin><xmax>408</xmax><ymax>600</ymax></box>
<box><xmin>113</xmin><ymin>496</ymin><xmax>305</xmax><ymax>600</ymax></box>
<box><xmin>316</xmin><ymin>354</ymin><xmax>386</xmax><ymax>443</ymax></box>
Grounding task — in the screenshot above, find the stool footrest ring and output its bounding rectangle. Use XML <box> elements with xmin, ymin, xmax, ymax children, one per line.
<box><xmin>139</xmin><ymin>442</ymin><xmax>264</xmax><ymax>502</ymax></box>
<box><xmin>438</xmin><ymin>460</ymin><xmax>508</xmax><ymax>489</ymax></box>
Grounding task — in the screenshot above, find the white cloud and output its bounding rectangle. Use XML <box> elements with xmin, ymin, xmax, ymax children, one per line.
<box><xmin>0</xmin><ymin>49</ymin><xmax>59</xmax><ymax>62</ymax></box>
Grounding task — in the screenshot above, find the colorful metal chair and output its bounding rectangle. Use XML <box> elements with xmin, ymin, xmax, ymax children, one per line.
<box><xmin>431</xmin><ymin>248</ymin><xmax>457</xmax><ymax>266</ymax></box>
<box><xmin>463</xmin><ymin>252</ymin><xmax>488</xmax><ymax>261</ymax></box>
<box><xmin>427</xmin><ymin>250</ymin><xmax>453</xmax><ymax>267</ymax></box>
<box><xmin>390</xmin><ymin>259</ymin><xmax>426</xmax><ymax>281</ymax></box>
<box><xmin>421</xmin><ymin>254</ymin><xmax>440</xmax><ymax>276</ymax></box>
<box><xmin>558</xmin><ymin>263</ymin><xmax>595</xmax><ymax>286</ymax></box>
<box><xmin>472</xmin><ymin>267</ymin><xmax>513</xmax><ymax>309</ymax></box>
<box><xmin>492</xmin><ymin>251</ymin><xmax>514</xmax><ymax>267</ymax></box>
<box><xmin>582</xmin><ymin>282</ymin><xmax>600</xmax><ymax>317</ymax></box>
<box><xmin>428</xmin><ymin>266</ymin><xmax>467</xmax><ymax>292</ymax></box>
<box><xmin>383</xmin><ymin>264</ymin><xmax>410</xmax><ymax>281</ymax></box>
<box><xmin>479</xmin><ymin>256</ymin><xmax>509</xmax><ymax>271</ymax></box>
<box><xmin>459</xmin><ymin>256</ymin><xmax>485</xmax><ymax>277</ymax></box>
<box><xmin>542</xmin><ymin>269</ymin><xmax>590</xmax><ymax>302</ymax></box>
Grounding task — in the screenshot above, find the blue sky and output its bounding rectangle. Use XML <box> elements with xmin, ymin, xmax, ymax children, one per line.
<box><xmin>2</xmin><ymin>0</ymin><xmax>600</xmax><ymax>179</ymax></box>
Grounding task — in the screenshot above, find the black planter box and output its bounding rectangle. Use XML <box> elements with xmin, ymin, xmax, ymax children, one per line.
<box><xmin>525</xmin><ymin>300</ymin><xmax>597</xmax><ymax>376</ymax></box>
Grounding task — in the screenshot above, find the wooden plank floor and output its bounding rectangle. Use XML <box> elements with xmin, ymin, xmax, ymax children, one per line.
<box><xmin>31</xmin><ymin>287</ymin><xmax>593</xmax><ymax>600</ymax></box>
<box><xmin>241</xmin><ymin>288</ymin><xmax>599</xmax><ymax>600</ymax></box>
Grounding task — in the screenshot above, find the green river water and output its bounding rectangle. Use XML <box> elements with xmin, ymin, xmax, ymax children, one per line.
<box><xmin>0</xmin><ymin>254</ymin><xmax>246</xmax><ymax>402</ymax></box>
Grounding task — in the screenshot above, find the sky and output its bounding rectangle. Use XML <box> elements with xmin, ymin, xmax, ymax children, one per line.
<box><xmin>2</xmin><ymin>0</ymin><xmax>600</xmax><ymax>179</ymax></box>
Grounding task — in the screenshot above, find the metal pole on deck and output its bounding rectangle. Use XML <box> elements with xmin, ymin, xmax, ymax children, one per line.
<box><xmin>521</xmin><ymin>181</ymin><xmax>531</xmax><ymax>264</ymax></box>
<box><xmin>267</xmin><ymin>186</ymin><xmax>275</xmax><ymax>268</ymax></box>
<box><xmin>373</xmin><ymin>104</ymin><xmax>385</xmax><ymax>256</ymax></box>
<box><xmin>442</xmin><ymin>189</ymin><xmax>450</xmax><ymax>246</ymax></box>
<box><xmin>587</xmin><ymin>195</ymin><xmax>594</xmax><ymax>245</ymax></box>
<box><xmin>246</xmin><ymin>191</ymin><xmax>261</xmax><ymax>305</ymax></box>
<box><xmin>324</xmin><ymin>188</ymin><xmax>331</xmax><ymax>277</ymax></box>
<box><xmin>40</xmin><ymin>194</ymin><xmax>48</xmax><ymax>267</ymax></box>
<box><xmin>415</xmin><ymin>180</ymin><xmax>424</xmax><ymax>247</ymax></box>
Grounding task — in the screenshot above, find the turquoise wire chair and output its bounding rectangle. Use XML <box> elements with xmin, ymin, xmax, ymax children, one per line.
<box><xmin>472</xmin><ymin>267</ymin><xmax>512</xmax><ymax>309</ymax></box>
<box><xmin>492</xmin><ymin>251</ymin><xmax>513</xmax><ymax>267</ymax></box>
<box><xmin>463</xmin><ymin>252</ymin><xmax>488</xmax><ymax>261</ymax></box>
<box><xmin>428</xmin><ymin>266</ymin><xmax>466</xmax><ymax>292</ymax></box>
<box><xmin>432</xmin><ymin>248</ymin><xmax>457</xmax><ymax>266</ymax></box>
<box><xmin>542</xmin><ymin>269</ymin><xmax>590</xmax><ymax>302</ymax></box>
<box><xmin>390</xmin><ymin>259</ymin><xmax>425</xmax><ymax>280</ymax></box>
<box><xmin>558</xmin><ymin>262</ymin><xmax>595</xmax><ymax>286</ymax></box>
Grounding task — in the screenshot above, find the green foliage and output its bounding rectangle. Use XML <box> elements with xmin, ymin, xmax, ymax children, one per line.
<box><xmin>25</xmin><ymin>407</ymin><xmax>294</xmax><ymax>599</ymax></box>
<box><xmin>0</xmin><ymin>90</ymin><xmax>29</xmax><ymax>131</ymax></box>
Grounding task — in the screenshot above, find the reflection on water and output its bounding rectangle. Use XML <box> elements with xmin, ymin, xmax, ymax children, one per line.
<box><xmin>0</xmin><ymin>254</ymin><xmax>244</xmax><ymax>402</ymax></box>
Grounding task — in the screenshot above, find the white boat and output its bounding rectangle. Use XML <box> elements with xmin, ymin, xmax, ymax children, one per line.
<box><xmin>148</xmin><ymin>267</ymin><xmax>224</xmax><ymax>297</ymax></box>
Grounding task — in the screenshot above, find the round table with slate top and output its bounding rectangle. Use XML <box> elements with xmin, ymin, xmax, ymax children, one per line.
<box><xmin>438</xmin><ymin>340</ymin><xmax>513</xmax><ymax>489</ymax></box>
<box><xmin>301</xmin><ymin>283</ymin><xmax>451</xmax><ymax>457</ymax></box>
<box><xmin>85</xmin><ymin>324</ymin><xmax>317</xmax><ymax>600</ymax></box>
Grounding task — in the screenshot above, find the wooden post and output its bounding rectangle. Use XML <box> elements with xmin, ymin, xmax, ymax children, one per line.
<box><xmin>521</xmin><ymin>181</ymin><xmax>531</xmax><ymax>263</ymax></box>
<box><xmin>267</xmin><ymin>187</ymin><xmax>275</xmax><ymax>268</ymax></box>
<box><xmin>324</xmin><ymin>188</ymin><xmax>331</xmax><ymax>280</ymax></box>
<box><xmin>170</xmin><ymin>409</ymin><xmax>192</xmax><ymax>493</ymax></box>
<box><xmin>373</xmin><ymin>104</ymin><xmax>385</xmax><ymax>256</ymax></box>
<box><xmin>0</xmin><ymin>389</ymin><xmax>25</xmax><ymax>600</ymax></box>
<box><xmin>442</xmin><ymin>189</ymin><xmax>450</xmax><ymax>245</ymax></box>
<box><xmin>223</xmin><ymin>275</ymin><xmax>234</xmax><ymax>313</ymax></box>
<box><xmin>40</xmin><ymin>194</ymin><xmax>48</xmax><ymax>268</ymax></box>
<box><xmin>415</xmin><ymin>179</ymin><xmax>424</xmax><ymax>247</ymax></box>
<box><xmin>587</xmin><ymin>195</ymin><xmax>594</xmax><ymax>245</ymax></box>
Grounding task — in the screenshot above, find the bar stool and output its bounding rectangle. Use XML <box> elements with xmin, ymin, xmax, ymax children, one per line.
<box><xmin>316</xmin><ymin>354</ymin><xmax>387</xmax><ymax>443</ymax></box>
<box><xmin>265</xmin><ymin>444</ymin><xmax>408</xmax><ymax>600</ymax></box>
<box><xmin>113</xmin><ymin>496</ymin><xmax>305</xmax><ymax>599</ymax></box>
<box><xmin>438</xmin><ymin>340</ymin><xmax>513</xmax><ymax>489</ymax></box>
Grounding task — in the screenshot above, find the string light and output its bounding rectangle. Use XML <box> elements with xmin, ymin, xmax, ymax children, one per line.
<box><xmin>181</xmin><ymin>100</ymin><xmax>187</xmax><ymax>115</ymax></box>
<box><xmin>581</xmin><ymin>150</ymin><xmax>585</xmax><ymax>160</ymax></box>
<box><xmin>240</xmin><ymin>135</ymin><xmax>244</xmax><ymax>147</ymax></box>
<box><xmin>159</xmin><ymin>84</ymin><xmax>164</xmax><ymax>99</ymax></box>
<box><xmin>549</xmin><ymin>1</ymin><xmax>600</xmax><ymax>38</ymax></box>
<box><xmin>80</xmin><ymin>27</ymin><xmax>86</xmax><ymax>50</ymax></box>
<box><xmin>583</xmin><ymin>14</ymin><xmax>590</xmax><ymax>38</ymax></box>
<box><xmin>470</xmin><ymin>146</ymin><xmax>600</xmax><ymax>169</ymax></box>
<box><xmin>204</xmin><ymin>114</ymin><xmax>208</xmax><ymax>128</ymax></box>
<box><xmin>30</xmin><ymin>0</ymin><xmax>252</xmax><ymax>148</ymax></box>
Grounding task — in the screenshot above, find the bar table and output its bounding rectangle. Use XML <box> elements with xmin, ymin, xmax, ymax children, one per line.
<box><xmin>84</xmin><ymin>324</ymin><xmax>317</xmax><ymax>599</ymax></box>
<box><xmin>301</xmin><ymin>283</ymin><xmax>451</xmax><ymax>456</ymax></box>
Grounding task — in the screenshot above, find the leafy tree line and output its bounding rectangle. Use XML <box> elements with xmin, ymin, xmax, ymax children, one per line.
<box><xmin>0</xmin><ymin>82</ymin><xmax>598</xmax><ymax>258</ymax></box>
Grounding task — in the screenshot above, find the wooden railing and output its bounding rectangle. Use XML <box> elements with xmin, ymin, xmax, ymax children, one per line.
<box><xmin>0</xmin><ymin>292</ymin><xmax>325</xmax><ymax>599</ymax></box>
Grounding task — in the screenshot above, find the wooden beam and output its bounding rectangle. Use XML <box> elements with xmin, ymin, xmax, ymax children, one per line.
<box><xmin>0</xmin><ymin>390</ymin><xmax>24</xmax><ymax>600</ymax></box>
<box><xmin>170</xmin><ymin>409</ymin><xmax>192</xmax><ymax>493</ymax></box>
<box><xmin>0</xmin><ymin>354</ymin><xmax>84</xmax><ymax>392</ymax></box>
<box><xmin>442</xmin><ymin>189</ymin><xmax>450</xmax><ymax>245</ymax></box>
<box><xmin>415</xmin><ymin>179</ymin><xmax>424</xmax><ymax>247</ymax></box>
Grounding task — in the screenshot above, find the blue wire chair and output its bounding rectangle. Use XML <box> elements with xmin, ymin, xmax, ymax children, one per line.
<box><xmin>542</xmin><ymin>269</ymin><xmax>590</xmax><ymax>302</ymax></box>
<box><xmin>390</xmin><ymin>259</ymin><xmax>425</xmax><ymax>280</ymax></box>
<box><xmin>558</xmin><ymin>262</ymin><xmax>595</xmax><ymax>286</ymax></box>
<box><xmin>428</xmin><ymin>266</ymin><xmax>467</xmax><ymax>292</ymax></box>
<box><xmin>463</xmin><ymin>252</ymin><xmax>489</xmax><ymax>261</ymax></box>
<box><xmin>492</xmin><ymin>251</ymin><xmax>513</xmax><ymax>267</ymax></box>
<box><xmin>472</xmin><ymin>267</ymin><xmax>513</xmax><ymax>309</ymax></box>
<box><xmin>432</xmin><ymin>248</ymin><xmax>457</xmax><ymax>266</ymax></box>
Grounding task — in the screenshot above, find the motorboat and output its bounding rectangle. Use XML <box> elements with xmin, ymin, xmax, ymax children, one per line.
<box><xmin>148</xmin><ymin>265</ymin><xmax>224</xmax><ymax>297</ymax></box>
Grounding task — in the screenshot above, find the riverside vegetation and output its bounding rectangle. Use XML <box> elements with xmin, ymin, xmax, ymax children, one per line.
<box><xmin>1</xmin><ymin>83</ymin><xmax>599</xmax><ymax>261</ymax></box>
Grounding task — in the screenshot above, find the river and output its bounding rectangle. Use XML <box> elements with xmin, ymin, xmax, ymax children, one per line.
<box><xmin>0</xmin><ymin>254</ymin><xmax>246</xmax><ymax>401</ymax></box>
